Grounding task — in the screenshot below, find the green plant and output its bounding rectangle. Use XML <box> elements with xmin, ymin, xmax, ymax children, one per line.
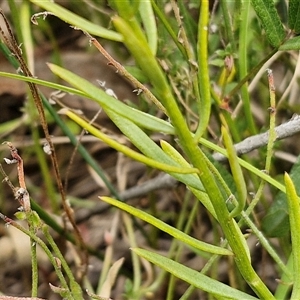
<box><xmin>1</xmin><ymin>0</ymin><xmax>300</xmax><ymax>299</ymax></box>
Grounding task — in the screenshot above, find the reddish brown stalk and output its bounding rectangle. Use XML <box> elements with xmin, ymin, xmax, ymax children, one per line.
<box><xmin>83</xmin><ymin>31</ymin><xmax>167</xmax><ymax>114</ymax></box>
<box><xmin>4</xmin><ymin>142</ymin><xmax>26</xmax><ymax>189</ymax></box>
<box><xmin>1</xmin><ymin>143</ymin><xmax>30</xmax><ymax>212</ymax></box>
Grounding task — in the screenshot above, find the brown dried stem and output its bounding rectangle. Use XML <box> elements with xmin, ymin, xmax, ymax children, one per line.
<box><xmin>83</xmin><ymin>31</ymin><xmax>167</xmax><ymax>114</ymax></box>
<box><xmin>1</xmin><ymin>142</ymin><xmax>31</xmax><ymax>212</ymax></box>
<box><xmin>4</xmin><ymin>142</ymin><xmax>26</xmax><ymax>189</ymax></box>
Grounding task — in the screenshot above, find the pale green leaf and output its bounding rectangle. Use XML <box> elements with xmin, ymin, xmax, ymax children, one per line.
<box><xmin>104</xmin><ymin>110</ymin><xmax>205</xmax><ymax>191</ymax></box>
<box><xmin>66</xmin><ymin>110</ymin><xmax>197</xmax><ymax>174</ymax></box>
<box><xmin>139</xmin><ymin>0</ymin><xmax>157</xmax><ymax>55</ymax></box>
<box><xmin>284</xmin><ymin>173</ymin><xmax>300</xmax><ymax>299</ymax></box>
<box><xmin>132</xmin><ymin>248</ymin><xmax>258</xmax><ymax>299</ymax></box>
<box><xmin>47</xmin><ymin>63</ymin><xmax>175</xmax><ymax>135</ymax></box>
<box><xmin>100</xmin><ymin>196</ymin><xmax>232</xmax><ymax>256</ymax></box>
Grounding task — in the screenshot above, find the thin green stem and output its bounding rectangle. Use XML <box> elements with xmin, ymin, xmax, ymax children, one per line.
<box><xmin>220</xmin><ymin>0</ymin><xmax>236</xmax><ymax>52</ymax></box>
<box><xmin>194</xmin><ymin>153</ymin><xmax>291</xmax><ymax>281</ymax></box>
<box><xmin>239</xmin><ymin>69</ymin><xmax>278</xmax><ymax>243</ymax></box>
<box><xmin>122</xmin><ymin>213</ymin><xmax>142</xmax><ymax>296</ymax></box>
<box><xmin>240</xmin><ymin>211</ymin><xmax>292</xmax><ymax>280</ymax></box>
<box><xmin>238</xmin><ymin>0</ymin><xmax>256</xmax><ymax>135</ymax></box>
<box><xmin>145</xmin><ymin>194</ymin><xmax>198</xmax><ymax>297</ymax></box>
<box><xmin>156</xmin><ymin>69</ymin><xmax>274</xmax><ymax>300</ymax></box>
<box><xmin>31</xmin><ymin>237</ymin><xmax>38</xmax><ymax>297</ymax></box>
<box><xmin>0</xmin><ymin>214</ymin><xmax>73</xmax><ymax>298</ymax></box>
<box><xmin>19</xmin><ymin>1</ymin><xmax>41</xmax><ymax>285</ymax></box>
<box><xmin>265</xmin><ymin>69</ymin><xmax>277</xmax><ymax>171</ymax></box>
<box><xmin>19</xmin><ymin>1</ymin><xmax>34</xmax><ymax>70</ymax></box>
<box><xmin>42</xmin><ymin>224</ymin><xmax>83</xmax><ymax>298</ymax></box>
<box><xmin>180</xmin><ymin>237</ymin><xmax>229</xmax><ymax>300</ymax></box>
<box><xmin>194</xmin><ymin>0</ymin><xmax>211</xmax><ymax>139</ymax></box>
<box><xmin>139</xmin><ymin>0</ymin><xmax>157</xmax><ymax>55</ymax></box>
<box><xmin>167</xmin><ymin>193</ymin><xmax>199</xmax><ymax>300</ymax></box>
<box><xmin>105</xmin><ymin>79</ymin><xmax>274</xmax><ymax>295</ymax></box>
<box><xmin>222</xmin><ymin>126</ymin><xmax>247</xmax><ymax>217</ymax></box>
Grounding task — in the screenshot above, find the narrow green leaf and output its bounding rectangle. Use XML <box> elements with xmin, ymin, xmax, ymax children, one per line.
<box><xmin>132</xmin><ymin>248</ymin><xmax>257</xmax><ymax>300</ymax></box>
<box><xmin>279</xmin><ymin>36</ymin><xmax>300</xmax><ymax>50</ymax></box>
<box><xmin>29</xmin><ymin>0</ymin><xmax>122</xmax><ymax>41</ymax></box>
<box><xmin>0</xmin><ymin>69</ymin><xmax>174</xmax><ymax>135</ymax></box>
<box><xmin>288</xmin><ymin>0</ymin><xmax>300</xmax><ymax>33</ymax></box>
<box><xmin>251</xmin><ymin>0</ymin><xmax>285</xmax><ymax>47</ymax></box>
<box><xmin>47</xmin><ymin>63</ymin><xmax>175</xmax><ymax>135</ymax></box>
<box><xmin>238</xmin><ymin>0</ymin><xmax>257</xmax><ymax>135</ymax></box>
<box><xmin>139</xmin><ymin>0</ymin><xmax>157</xmax><ymax>55</ymax></box>
<box><xmin>105</xmin><ymin>110</ymin><xmax>205</xmax><ymax>191</ymax></box>
<box><xmin>161</xmin><ymin>141</ymin><xmax>218</xmax><ymax>218</ymax></box>
<box><xmin>0</xmin><ymin>70</ymin><xmax>86</xmax><ymax>94</ymax></box>
<box><xmin>160</xmin><ymin>140</ymin><xmax>192</xmax><ymax>168</ymax></box>
<box><xmin>100</xmin><ymin>196</ymin><xmax>232</xmax><ymax>256</ymax></box>
<box><xmin>66</xmin><ymin>110</ymin><xmax>198</xmax><ymax>174</ymax></box>
<box><xmin>160</xmin><ymin>141</ymin><xmax>216</xmax><ymax>217</ymax></box>
<box><xmin>284</xmin><ymin>173</ymin><xmax>300</xmax><ymax>299</ymax></box>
